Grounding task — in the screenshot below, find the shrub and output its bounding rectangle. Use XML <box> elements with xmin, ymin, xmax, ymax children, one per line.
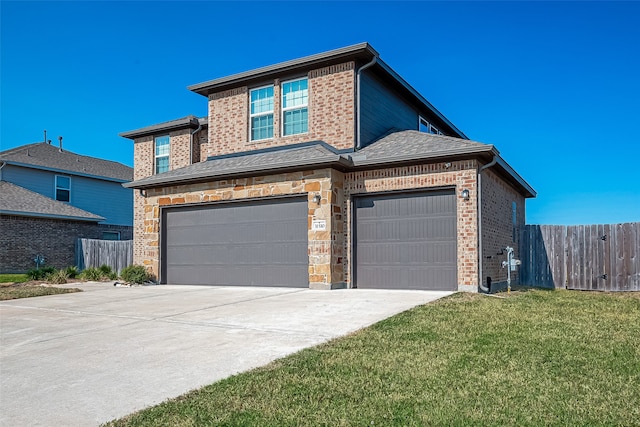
<box><xmin>26</xmin><ymin>267</ymin><xmax>55</xmax><ymax>281</ymax></box>
<box><xmin>79</xmin><ymin>267</ymin><xmax>103</xmax><ymax>281</ymax></box>
<box><xmin>99</xmin><ymin>264</ymin><xmax>113</xmax><ymax>275</ymax></box>
<box><xmin>46</xmin><ymin>269</ymin><xmax>69</xmax><ymax>284</ymax></box>
<box><xmin>120</xmin><ymin>265</ymin><xmax>149</xmax><ymax>284</ymax></box>
<box><xmin>65</xmin><ymin>266</ymin><xmax>79</xmax><ymax>279</ymax></box>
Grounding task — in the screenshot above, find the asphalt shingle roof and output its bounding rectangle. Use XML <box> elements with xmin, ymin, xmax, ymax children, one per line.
<box><xmin>123</xmin><ymin>130</ymin><xmax>534</xmax><ymax>197</ymax></box>
<box><xmin>0</xmin><ymin>143</ymin><xmax>133</xmax><ymax>181</ymax></box>
<box><xmin>0</xmin><ymin>181</ymin><xmax>104</xmax><ymax>222</ymax></box>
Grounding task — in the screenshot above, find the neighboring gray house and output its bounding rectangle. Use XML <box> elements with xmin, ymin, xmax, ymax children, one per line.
<box><xmin>0</xmin><ymin>142</ymin><xmax>133</xmax><ymax>272</ymax></box>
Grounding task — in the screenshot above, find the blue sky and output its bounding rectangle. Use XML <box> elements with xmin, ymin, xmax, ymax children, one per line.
<box><xmin>1</xmin><ymin>1</ymin><xmax>638</xmax><ymax>225</ymax></box>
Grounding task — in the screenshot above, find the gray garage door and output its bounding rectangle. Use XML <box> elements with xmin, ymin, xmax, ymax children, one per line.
<box><xmin>354</xmin><ymin>190</ymin><xmax>457</xmax><ymax>290</ymax></box>
<box><xmin>161</xmin><ymin>197</ymin><xmax>308</xmax><ymax>287</ymax></box>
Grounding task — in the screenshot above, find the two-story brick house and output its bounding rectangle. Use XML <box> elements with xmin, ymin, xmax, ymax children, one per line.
<box><xmin>121</xmin><ymin>43</ymin><xmax>535</xmax><ymax>292</ymax></box>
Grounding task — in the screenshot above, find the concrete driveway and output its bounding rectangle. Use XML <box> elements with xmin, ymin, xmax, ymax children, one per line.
<box><xmin>0</xmin><ymin>284</ymin><xmax>452</xmax><ymax>426</ymax></box>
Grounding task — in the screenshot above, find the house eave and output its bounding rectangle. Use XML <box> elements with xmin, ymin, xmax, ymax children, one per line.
<box><xmin>120</xmin><ymin>116</ymin><xmax>203</xmax><ymax>140</ymax></box>
<box><xmin>1</xmin><ymin>161</ymin><xmax>131</xmax><ymax>183</ymax></box>
<box><xmin>188</xmin><ymin>42</ymin><xmax>377</xmax><ymax>96</ymax></box>
<box><xmin>0</xmin><ymin>210</ymin><xmax>104</xmax><ymax>222</ymax></box>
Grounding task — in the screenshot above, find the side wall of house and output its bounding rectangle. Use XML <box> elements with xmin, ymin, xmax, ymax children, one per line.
<box><xmin>0</xmin><ymin>215</ymin><xmax>131</xmax><ymax>273</ymax></box>
<box><xmin>480</xmin><ymin>168</ymin><xmax>526</xmax><ymax>291</ymax></box>
<box><xmin>205</xmin><ymin>62</ymin><xmax>356</xmax><ymax>157</ymax></box>
<box><xmin>359</xmin><ymin>72</ymin><xmax>418</xmax><ymax>146</ymax></box>
<box><xmin>344</xmin><ymin>160</ymin><xmax>480</xmax><ymax>292</ymax></box>
<box><xmin>2</xmin><ymin>164</ymin><xmax>133</xmax><ymax>226</ymax></box>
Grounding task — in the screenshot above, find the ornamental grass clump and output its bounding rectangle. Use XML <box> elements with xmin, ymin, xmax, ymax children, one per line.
<box><xmin>119</xmin><ymin>265</ymin><xmax>149</xmax><ymax>284</ymax></box>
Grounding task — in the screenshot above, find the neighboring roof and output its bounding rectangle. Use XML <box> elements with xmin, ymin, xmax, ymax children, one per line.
<box><xmin>120</xmin><ymin>115</ymin><xmax>207</xmax><ymax>140</ymax></box>
<box><xmin>187</xmin><ymin>42</ymin><xmax>467</xmax><ymax>139</ymax></box>
<box><xmin>0</xmin><ymin>143</ymin><xmax>133</xmax><ymax>182</ymax></box>
<box><xmin>124</xmin><ymin>130</ymin><xmax>536</xmax><ymax>198</ymax></box>
<box><xmin>0</xmin><ymin>181</ymin><xmax>104</xmax><ymax>222</ymax></box>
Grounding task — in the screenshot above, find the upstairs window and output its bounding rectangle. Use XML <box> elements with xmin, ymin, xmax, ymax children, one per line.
<box><xmin>155</xmin><ymin>135</ymin><xmax>170</xmax><ymax>174</ymax></box>
<box><xmin>250</xmin><ymin>85</ymin><xmax>274</xmax><ymax>141</ymax></box>
<box><xmin>282</xmin><ymin>78</ymin><xmax>308</xmax><ymax>136</ymax></box>
<box><xmin>55</xmin><ymin>175</ymin><xmax>70</xmax><ymax>202</ymax></box>
<box><xmin>419</xmin><ymin>116</ymin><xmax>443</xmax><ymax>135</ymax></box>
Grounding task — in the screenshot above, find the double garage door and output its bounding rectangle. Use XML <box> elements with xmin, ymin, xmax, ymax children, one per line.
<box><xmin>161</xmin><ymin>190</ymin><xmax>457</xmax><ymax>290</ymax></box>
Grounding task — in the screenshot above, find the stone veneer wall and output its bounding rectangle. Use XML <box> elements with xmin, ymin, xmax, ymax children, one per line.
<box><xmin>206</xmin><ymin>62</ymin><xmax>356</xmax><ymax>157</ymax></box>
<box><xmin>343</xmin><ymin>160</ymin><xmax>480</xmax><ymax>292</ymax></box>
<box><xmin>138</xmin><ymin>168</ymin><xmax>344</xmax><ymax>289</ymax></box>
<box><xmin>480</xmin><ymin>168</ymin><xmax>526</xmax><ymax>290</ymax></box>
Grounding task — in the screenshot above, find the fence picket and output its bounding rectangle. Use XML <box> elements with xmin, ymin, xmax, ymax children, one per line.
<box><xmin>76</xmin><ymin>239</ymin><xmax>133</xmax><ymax>274</ymax></box>
<box><xmin>520</xmin><ymin>223</ymin><xmax>639</xmax><ymax>291</ymax></box>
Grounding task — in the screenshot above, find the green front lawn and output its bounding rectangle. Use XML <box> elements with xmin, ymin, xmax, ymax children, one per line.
<box><xmin>105</xmin><ymin>290</ymin><xmax>640</xmax><ymax>426</ymax></box>
<box><xmin>0</xmin><ymin>274</ymin><xmax>28</xmax><ymax>283</ymax></box>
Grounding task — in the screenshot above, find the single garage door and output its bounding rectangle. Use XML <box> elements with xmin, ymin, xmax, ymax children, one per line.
<box><xmin>354</xmin><ymin>190</ymin><xmax>457</xmax><ymax>290</ymax></box>
<box><xmin>161</xmin><ymin>197</ymin><xmax>308</xmax><ymax>286</ymax></box>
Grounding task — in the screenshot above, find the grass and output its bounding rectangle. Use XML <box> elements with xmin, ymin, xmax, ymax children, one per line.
<box><xmin>0</xmin><ymin>274</ymin><xmax>28</xmax><ymax>283</ymax></box>
<box><xmin>104</xmin><ymin>290</ymin><xmax>640</xmax><ymax>426</ymax></box>
<box><xmin>0</xmin><ymin>285</ymin><xmax>81</xmax><ymax>300</ymax></box>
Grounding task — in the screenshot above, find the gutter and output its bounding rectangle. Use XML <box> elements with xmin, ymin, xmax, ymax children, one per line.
<box><xmin>477</xmin><ymin>157</ymin><xmax>499</xmax><ymax>293</ymax></box>
<box><xmin>355</xmin><ymin>55</ymin><xmax>379</xmax><ymax>150</ymax></box>
<box><xmin>189</xmin><ymin>120</ymin><xmax>202</xmax><ymax>164</ymax></box>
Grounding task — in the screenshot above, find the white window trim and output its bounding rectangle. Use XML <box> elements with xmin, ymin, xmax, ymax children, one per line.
<box><xmin>281</xmin><ymin>77</ymin><xmax>309</xmax><ymax>137</ymax></box>
<box><xmin>154</xmin><ymin>135</ymin><xmax>170</xmax><ymax>174</ymax></box>
<box><xmin>55</xmin><ymin>175</ymin><xmax>71</xmax><ymax>203</ymax></box>
<box><xmin>418</xmin><ymin>116</ymin><xmax>444</xmax><ymax>136</ymax></box>
<box><xmin>249</xmin><ymin>84</ymin><xmax>275</xmax><ymax>142</ymax></box>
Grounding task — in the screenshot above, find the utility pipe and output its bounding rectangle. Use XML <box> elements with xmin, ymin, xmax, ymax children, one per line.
<box><xmin>477</xmin><ymin>156</ymin><xmax>498</xmax><ymax>293</ymax></box>
<box><xmin>189</xmin><ymin>119</ymin><xmax>202</xmax><ymax>165</ymax></box>
<box><xmin>356</xmin><ymin>55</ymin><xmax>378</xmax><ymax>150</ymax></box>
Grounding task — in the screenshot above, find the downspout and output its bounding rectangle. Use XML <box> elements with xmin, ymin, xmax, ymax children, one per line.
<box><xmin>0</xmin><ymin>161</ymin><xmax>5</xmax><ymax>181</ymax></box>
<box><xmin>477</xmin><ymin>156</ymin><xmax>498</xmax><ymax>293</ymax></box>
<box><xmin>356</xmin><ymin>55</ymin><xmax>378</xmax><ymax>150</ymax></box>
<box><xmin>189</xmin><ymin>120</ymin><xmax>202</xmax><ymax>165</ymax></box>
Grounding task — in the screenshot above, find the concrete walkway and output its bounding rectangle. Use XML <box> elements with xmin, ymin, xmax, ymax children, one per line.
<box><xmin>0</xmin><ymin>284</ymin><xmax>452</xmax><ymax>426</ymax></box>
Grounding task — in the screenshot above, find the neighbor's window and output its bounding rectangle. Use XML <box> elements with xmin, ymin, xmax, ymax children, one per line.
<box><xmin>55</xmin><ymin>175</ymin><xmax>71</xmax><ymax>202</ymax></box>
<box><xmin>419</xmin><ymin>116</ymin><xmax>443</xmax><ymax>135</ymax></box>
<box><xmin>102</xmin><ymin>231</ymin><xmax>121</xmax><ymax>241</ymax></box>
<box><xmin>155</xmin><ymin>135</ymin><xmax>170</xmax><ymax>174</ymax></box>
<box><xmin>250</xmin><ymin>85</ymin><xmax>274</xmax><ymax>141</ymax></box>
<box><xmin>282</xmin><ymin>78</ymin><xmax>308</xmax><ymax>136</ymax></box>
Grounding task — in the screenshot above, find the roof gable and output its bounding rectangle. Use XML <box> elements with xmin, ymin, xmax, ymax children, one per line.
<box><xmin>0</xmin><ymin>143</ymin><xmax>133</xmax><ymax>181</ymax></box>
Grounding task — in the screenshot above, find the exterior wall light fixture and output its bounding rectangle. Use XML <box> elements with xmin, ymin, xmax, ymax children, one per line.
<box><xmin>461</xmin><ymin>189</ymin><xmax>470</xmax><ymax>200</ymax></box>
<box><xmin>313</xmin><ymin>193</ymin><xmax>322</xmax><ymax>204</ymax></box>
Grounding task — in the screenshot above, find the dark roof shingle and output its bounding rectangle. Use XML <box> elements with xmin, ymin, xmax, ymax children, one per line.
<box><xmin>0</xmin><ymin>143</ymin><xmax>133</xmax><ymax>181</ymax></box>
<box><xmin>0</xmin><ymin>181</ymin><xmax>104</xmax><ymax>222</ymax></box>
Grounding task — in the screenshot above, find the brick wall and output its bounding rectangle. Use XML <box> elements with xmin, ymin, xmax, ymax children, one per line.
<box><xmin>480</xmin><ymin>168</ymin><xmax>526</xmax><ymax>290</ymax></box>
<box><xmin>139</xmin><ymin>169</ymin><xmax>343</xmax><ymax>288</ymax></box>
<box><xmin>0</xmin><ymin>215</ymin><xmax>132</xmax><ymax>273</ymax></box>
<box><xmin>344</xmin><ymin>160</ymin><xmax>479</xmax><ymax>292</ymax></box>
<box><xmin>204</xmin><ymin>61</ymin><xmax>355</xmax><ymax>157</ymax></box>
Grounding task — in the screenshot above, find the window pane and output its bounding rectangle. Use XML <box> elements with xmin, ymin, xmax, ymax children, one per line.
<box><xmin>251</xmin><ymin>114</ymin><xmax>273</xmax><ymax>140</ymax></box>
<box><xmin>56</xmin><ymin>189</ymin><xmax>70</xmax><ymax>202</ymax></box>
<box><xmin>156</xmin><ymin>156</ymin><xmax>169</xmax><ymax>174</ymax></box>
<box><xmin>283</xmin><ymin>107</ymin><xmax>308</xmax><ymax>136</ymax></box>
<box><xmin>155</xmin><ymin>136</ymin><xmax>170</xmax><ymax>156</ymax></box>
<box><xmin>250</xmin><ymin>86</ymin><xmax>274</xmax><ymax>114</ymax></box>
<box><xmin>56</xmin><ymin>176</ymin><xmax>70</xmax><ymax>189</ymax></box>
<box><xmin>282</xmin><ymin>78</ymin><xmax>308</xmax><ymax>109</ymax></box>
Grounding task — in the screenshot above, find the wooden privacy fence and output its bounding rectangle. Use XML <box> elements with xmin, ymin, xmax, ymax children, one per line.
<box><xmin>520</xmin><ymin>223</ymin><xmax>639</xmax><ymax>291</ymax></box>
<box><xmin>76</xmin><ymin>238</ymin><xmax>133</xmax><ymax>274</ymax></box>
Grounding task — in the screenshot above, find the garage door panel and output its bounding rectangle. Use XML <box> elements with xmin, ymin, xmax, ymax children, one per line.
<box><xmin>162</xmin><ymin>197</ymin><xmax>308</xmax><ymax>287</ymax></box>
<box><xmin>355</xmin><ymin>191</ymin><xmax>457</xmax><ymax>290</ymax></box>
